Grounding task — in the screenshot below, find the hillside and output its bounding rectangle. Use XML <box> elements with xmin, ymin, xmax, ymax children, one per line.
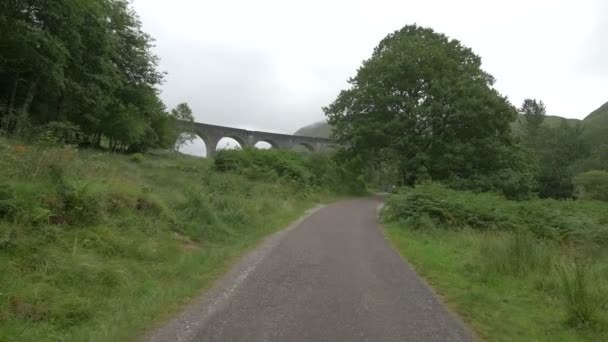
<box><xmin>0</xmin><ymin>140</ymin><xmax>347</xmax><ymax>341</ymax></box>
<box><xmin>294</xmin><ymin>121</ymin><xmax>332</xmax><ymax>138</ymax></box>
<box><xmin>510</xmin><ymin>115</ymin><xmax>582</xmax><ymax>137</ymax></box>
<box><xmin>295</xmin><ymin>102</ymin><xmax>608</xmax><ymax>144</ymax></box>
<box><xmin>582</xmin><ymin>101</ymin><xmax>608</xmax><ymax>147</ymax></box>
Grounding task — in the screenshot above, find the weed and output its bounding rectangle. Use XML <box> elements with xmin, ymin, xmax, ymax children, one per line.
<box><xmin>130</xmin><ymin>153</ymin><xmax>144</xmax><ymax>163</ymax></box>
<box><xmin>479</xmin><ymin>231</ymin><xmax>551</xmax><ymax>277</ymax></box>
<box><xmin>559</xmin><ymin>261</ymin><xmax>599</xmax><ymax>328</ymax></box>
<box><xmin>0</xmin><ymin>141</ymin><xmax>340</xmax><ymax>341</ymax></box>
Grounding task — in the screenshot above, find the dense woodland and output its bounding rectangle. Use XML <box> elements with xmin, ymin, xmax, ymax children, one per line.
<box><xmin>0</xmin><ymin>0</ymin><xmax>185</xmax><ymax>152</ymax></box>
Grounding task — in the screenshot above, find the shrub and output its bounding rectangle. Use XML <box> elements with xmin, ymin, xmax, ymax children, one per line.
<box><xmin>0</xmin><ymin>183</ymin><xmax>16</xmax><ymax>219</ymax></box>
<box><xmin>213</xmin><ymin>148</ymin><xmax>368</xmax><ymax>194</ymax></box>
<box><xmin>445</xmin><ymin>168</ymin><xmax>536</xmax><ymax>200</ymax></box>
<box><xmin>559</xmin><ymin>262</ymin><xmax>600</xmax><ymax>327</ymax></box>
<box><xmin>176</xmin><ymin>191</ymin><xmax>230</xmax><ymax>242</ymax></box>
<box><xmin>215</xmin><ymin>148</ymin><xmax>313</xmax><ymax>186</ymax></box>
<box><xmin>33</xmin><ymin>121</ymin><xmax>84</xmax><ymax>146</ymax></box>
<box><xmin>44</xmin><ymin>167</ymin><xmax>101</xmax><ymax>226</ymax></box>
<box><xmin>382</xmin><ymin>182</ymin><xmax>608</xmax><ymax>243</ymax></box>
<box><xmin>130</xmin><ymin>153</ymin><xmax>144</xmax><ymax>163</ymax></box>
<box><xmin>574</xmin><ymin>170</ymin><xmax>608</xmax><ymax>201</ymax></box>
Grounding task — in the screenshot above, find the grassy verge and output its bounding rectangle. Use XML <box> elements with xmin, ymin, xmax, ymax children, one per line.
<box><xmin>381</xmin><ymin>183</ymin><xmax>608</xmax><ymax>341</ymax></box>
<box><xmin>0</xmin><ymin>139</ymin><xmax>350</xmax><ymax>341</ymax></box>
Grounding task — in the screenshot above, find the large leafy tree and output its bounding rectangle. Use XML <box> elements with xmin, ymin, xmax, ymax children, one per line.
<box><xmin>0</xmin><ymin>0</ymin><xmax>172</xmax><ymax>152</ymax></box>
<box><xmin>325</xmin><ymin>25</ymin><xmax>519</xmax><ymax>187</ymax></box>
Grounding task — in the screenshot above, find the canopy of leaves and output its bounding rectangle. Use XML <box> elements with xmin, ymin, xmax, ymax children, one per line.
<box><xmin>325</xmin><ymin>25</ymin><xmax>520</xmax><ymax>192</ymax></box>
<box><xmin>0</xmin><ymin>0</ymin><xmax>175</xmax><ymax>152</ymax></box>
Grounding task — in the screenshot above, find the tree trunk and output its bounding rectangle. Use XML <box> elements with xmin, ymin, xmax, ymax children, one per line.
<box><xmin>1</xmin><ymin>77</ymin><xmax>20</xmax><ymax>131</ymax></box>
<box><xmin>93</xmin><ymin>132</ymin><xmax>102</xmax><ymax>147</ymax></box>
<box><xmin>56</xmin><ymin>91</ymin><xmax>65</xmax><ymax>121</ymax></box>
<box><xmin>8</xmin><ymin>77</ymin><xmax>19</xmax><ymax>115</ymax></box>
<box><xmin>21</xmin><ymin>79</ymin><xmax>38</xmax><ymax>116</ymax></box>
<box><xmin>14</xmin><ymin>78</ymin><xmax>38</xmax><ymax>135</ymax></box>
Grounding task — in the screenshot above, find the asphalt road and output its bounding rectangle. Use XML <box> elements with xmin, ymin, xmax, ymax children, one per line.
<box><xmin>148</xmin><ymin>197</ymin><xmax>472</xmax><ymax>342</ymax></box>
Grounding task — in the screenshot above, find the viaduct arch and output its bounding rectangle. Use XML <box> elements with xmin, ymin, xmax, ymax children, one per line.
<box><xmin>178</xmin><ymin>121</ymin><xmax>335</xmax><ymax>157</ymax></box>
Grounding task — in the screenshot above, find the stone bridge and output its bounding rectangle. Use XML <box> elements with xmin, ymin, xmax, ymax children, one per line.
<box><xmin>179</xmin><ymin>121</ymin><xmax>335</xmax><ymax>157</ymax></box>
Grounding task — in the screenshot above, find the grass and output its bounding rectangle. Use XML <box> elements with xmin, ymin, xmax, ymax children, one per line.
<box><xmin>0</xmin><ymin>138</ymin><xmax>346</xmax><ymax>341</ymax></box>
<box><xmin>381</xmin><ymin>183</ymin><xmax>608</xmax><ymax>341</ymax></box>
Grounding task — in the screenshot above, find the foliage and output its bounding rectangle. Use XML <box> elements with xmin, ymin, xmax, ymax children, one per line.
<box><xmin>130</xmin><ymin>153</ymin><xmax>144</xmax><ymax>163</ymax></box>
<box><xmin>301</xmin><ymin>98</ymin><xmax>608</xmax><ymax>200</ymax></box>
<box><xmin>383</xmin><ymin>185</ymin><xmax>608</xmax><ymax>340</ymax></box>
<box><xmin>574</xmin><ymin>170</ymin><xmax>608</xmax><ymax>201</ymax></box>
<box><xmin>519</xmin><ymin>98</ymin><xmax>546</xmax><ymax>145</ymax></box>
<box><xmin>382</xmin><ymin>183</ymin><xmax>608</xmax><ymax>243</ymax></box>
<box><xmin>171</xmin><ymin>103</ymin><xmax>197</xmax><ymax>151</ymax></box>
<box><xmin>0</xmin><ymin>138</ymin><xmax>340</xmax><ymax>341</ymax></box>
<box><xmin>479</xmin><ymin>231</ymin><xmax>551</xmax><ymax>277</ymax></box>
<box><xmin>559</xmin><ymin>262</ymin><xmax>602</xmax><ymax>328</ymax></box>
<box><xmin>324</xmin><ymin>24</ymin><xmax>520</xmax><ymax>191</ymax></box>
<box><xmin>582</xmin><ymin>101</ymin><xmax>608</xmax><ymax>149</ymax></box>
<box><xmin>534</xmin><ymin>120</ymin><xmax>590</xmax><ymax>199</ymax></box>
<box><xmin>214</xmin><ymin>148</ymin><xmax>367</xmax><ymax>195</ymax></box>
<box><xmin>384</xmin><ymin>224</ymin><xmax>608</xmax><ymax>341</ymax></box>
<box><xmin>0</xmin><ymin>0</ymin><xmax>174</xmax><ymax>152</ymax></box>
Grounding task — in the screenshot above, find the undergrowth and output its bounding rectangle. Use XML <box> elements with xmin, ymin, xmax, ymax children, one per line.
<box><xmin>0</xmin><ymin>137</ymin><xmax>355</xmax><ymax>341</ymax></box>
<box><xmin>382</xmin><ymin>183</ymin><xmax>608</xmax><ymax>340</ymax></box>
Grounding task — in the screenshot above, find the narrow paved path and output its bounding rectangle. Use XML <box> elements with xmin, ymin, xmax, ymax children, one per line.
<box><xmin>149</xmin><ymin>197</ymin><xmax>472</xmax><ymax>342</ymax></box>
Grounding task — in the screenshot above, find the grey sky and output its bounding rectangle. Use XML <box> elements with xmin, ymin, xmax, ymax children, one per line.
<box><xmin>133</xmin><ymin>0</ymin><xmax>606</xmax><ymax>136</ymax></box>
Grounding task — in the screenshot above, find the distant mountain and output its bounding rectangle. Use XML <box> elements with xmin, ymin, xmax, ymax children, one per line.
<box><xmin>294</xmin><ymin>102</ymin><xmax>608</xmax><ymax>145</ymax></box>
<box><xmin>511</xmin><ymin>115</ymin><xmax>582</xmax><ymax>137</ymax></box>
<box><xmin>582</xmin><ymin>102</ymin><xmax>608</xmax><ymax>147</ymax></box>
<box><xmin>294</xmin><ymin>121</ymin><xmax>332</xmax><ymax>138</ymax></box>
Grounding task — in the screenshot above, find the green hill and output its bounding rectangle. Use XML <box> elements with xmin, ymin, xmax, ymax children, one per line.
<box><xmin>582</xmin><ymin>101</ymin><xmax>608</xmax><ymax>147</ymax></box>
<box><xmin>294</xmin><ymin>121</ymin><xmax>332</xmax><ymax>138</ymax></box>
<box><xmin>295</xmin><ymin>102</ymin><xmax>608</xmax><ymax>144</ymax></box>
<box><xmin>510</xmin><ymin>115</ymin><xmax>582</xmax><ymax>137</ymax></box>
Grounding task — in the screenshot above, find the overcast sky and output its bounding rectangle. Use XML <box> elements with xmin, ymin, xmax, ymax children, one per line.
<box><xmin>133</xmin><ymin>0</ymin><xmax>606</xmax><ymax>136</ymax></box>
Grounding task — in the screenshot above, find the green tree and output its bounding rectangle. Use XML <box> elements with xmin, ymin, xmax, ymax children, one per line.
<box><xmin>535</xmin><ymin>121</ymin><xmax>590</xmax><ymax>198</ymax></box>
<box><xmin>324</xmin><ymin>25</ymin><xmax>520</xmax><ymax>192</ymax></box>
<box><xmin>0</xmin><ymin>0</ymin><xmax>171</xmax><ymax>152</ymax></box>
<box><xmin>170</xmin><ymin>102</ymin><xmax>197</xmax><ymax>151</ymax></box>
<box><xmin>520</xmin><ymin>98</ymin><xmax>546</xmax><ymax>144</ymax></box>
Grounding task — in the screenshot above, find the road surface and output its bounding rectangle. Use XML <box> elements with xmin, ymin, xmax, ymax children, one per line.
<box><xmin>148</xmin><ymin>197</ymin><xmax>472</xmax><ymax>342</ymax></box>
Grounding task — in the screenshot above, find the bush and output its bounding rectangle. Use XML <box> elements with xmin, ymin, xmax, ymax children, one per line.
<box><xmin>0</xmin><ymin>183</ymin><xmax>16</xmax><ymax>219</ymax></box>
<box><xmin>214</xmin><ymin>148</ymin><xmax>367</xmax><ymax>194</ymax></box>
<box><xmin>574</xmin><ymin>170</ymin><xmax>608</xmax><ymax>201</ymax></box>
<box><xmin>445</xmin><ymin>168</ymin><xmax>536</xmax><ymax>200</ymax></box>
<box><xmin>130</xmin><ymin>153</ymin><xmax>144</xmax><ymax>163</ymax></box>
<box><xmin>36</xmin><ymin>121</ymin><xmax>84</xmax><ymax>145</ymax></box>
<box><xmin>215</xmin><ymin>148</ymin><xmax>313</xmax><ymax>186</ymax></box>
<box><xmin>382</xmin><ymin>182</ymin><xmax>608</xmax><ymax>243</ymax></box>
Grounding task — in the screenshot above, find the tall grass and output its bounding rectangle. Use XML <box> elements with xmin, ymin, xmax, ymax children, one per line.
<box><xmin>0</xmin><ymin>139</ymin><xmax>348</xmax><ymax>341</ymax></box>
<box><xmin>559</xmin><ymin>262</ymin><xmax>601</xmax><ymax>328</ymax></box>
<box><xmin>382</xmin><ymin>183</ymin><xmax>608</xmax><ymax>338</ymax></box>
<box><xmin>479</xmin><ymin>231</ymin><xmax>551</xmax><ymax>277</ymax></box>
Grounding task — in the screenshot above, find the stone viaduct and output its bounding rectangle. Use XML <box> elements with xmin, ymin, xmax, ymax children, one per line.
<box><xmin>179</xmin><ymin>121</ymin><xmax>335</xmax><ymax>157</ymax></box>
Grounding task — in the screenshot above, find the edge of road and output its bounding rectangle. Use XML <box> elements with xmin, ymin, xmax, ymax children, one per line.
<box><xmin>145</xmin><ymin>204</ymin><xmax>327</xmax><ymax>342</ymax></box>
<box><xmin>375</xmin><ymin>202</ymin><xmax>477</xmax><ymax>341</ymax></box>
